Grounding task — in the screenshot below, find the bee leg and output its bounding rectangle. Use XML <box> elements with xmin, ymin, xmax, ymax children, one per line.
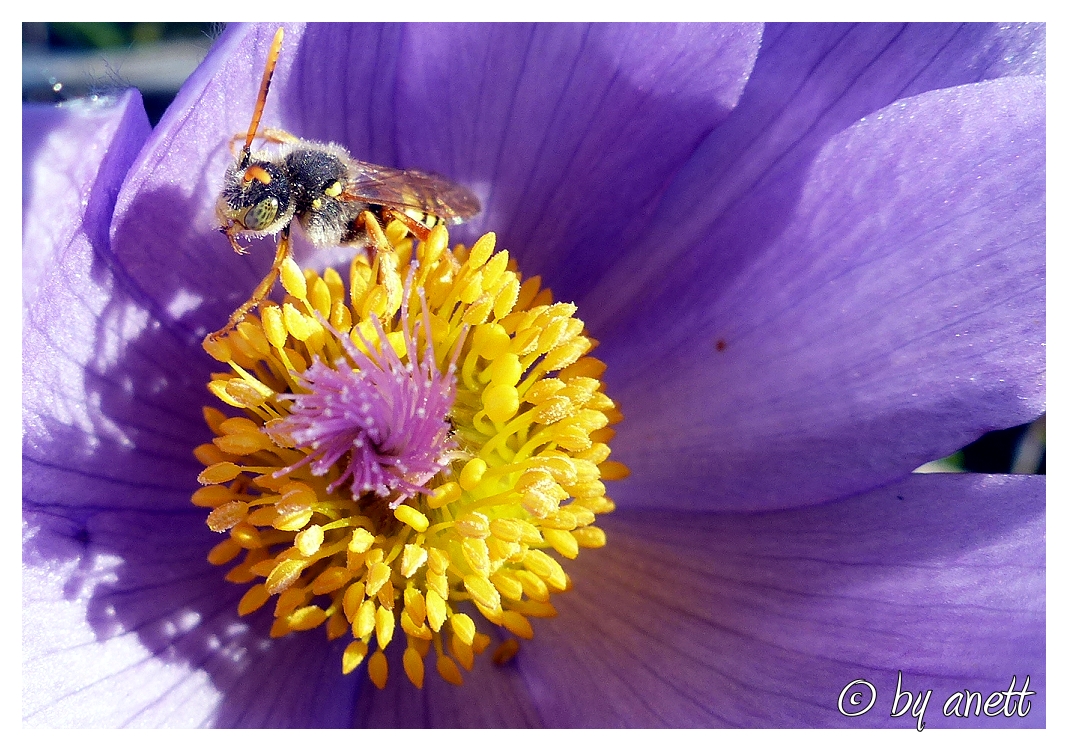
<box><xmin>221</xmin><ymin>225</ymin><xmax>250</xmax><ymax>255</ymax></box>
<box><xmin>357</xmin><ymin>210</ymin><xmax>396</xmax><ymax>257</ymax></box>
<box><xmin>204</xmin><ymin>227</ymin><xmax>292</xmax><ymax>346</ymax></box>
<box><xmin>380</xmin><ymin>208</ymin><xmax>434</xmax><ymax>243</ymax></box>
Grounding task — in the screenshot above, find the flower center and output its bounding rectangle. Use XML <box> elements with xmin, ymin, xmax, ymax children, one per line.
<box><xmin>194</xmin><ymin>222</ymin><xmax>628</xmax><ymax>688</ymax></box>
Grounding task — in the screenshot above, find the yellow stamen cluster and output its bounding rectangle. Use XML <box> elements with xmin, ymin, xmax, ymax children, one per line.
<box><xmin>194</xmin><ymin>222</ymin><xmax>627</xmax><ymax>688</ymax></box>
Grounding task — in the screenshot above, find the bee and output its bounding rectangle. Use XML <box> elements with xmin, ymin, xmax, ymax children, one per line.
<box><xmin>207</xmin><ymin>27</ymin><xmax>480</xmax><ymax>343</ymax></box>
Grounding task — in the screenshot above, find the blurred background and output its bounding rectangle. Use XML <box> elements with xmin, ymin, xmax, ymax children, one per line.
<box><xmin>21</xmin><ymin>22</ymin><xmax>1046</xmax><ymax>475</ymax></box>
<box><xmin>22</xmin><ymin>22</ymin><xmax>217</xmax><ymax>125</ymax></box>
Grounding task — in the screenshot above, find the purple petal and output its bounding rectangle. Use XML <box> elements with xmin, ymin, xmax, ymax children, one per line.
<box><xmin>23</xmin><ymin>508</ymin><xmax>359</xmax><ymax>727</ymax></box>
<box><xmin>23</xmin><ymin>92</ymin><xmax>150</xmax><ymax>306</ymax></box>
<box><xmin>605</xmin><ymin>75</ymin><xmax>1044</xmax><ymax>511</ymax></box>
<box><xmin>392</xmin><ymin>23</ymin><xmax>762</xmax><ymax>302</ymax></box>
<box><xmin>587</xmin><ymin>22</ymin><xmax>1046</xmax><ymax>323</ymax></box>
<box><xmin>516</xmin><ymin>474</ymin><xmax>1043</xmax><ymax>728</ymax></box>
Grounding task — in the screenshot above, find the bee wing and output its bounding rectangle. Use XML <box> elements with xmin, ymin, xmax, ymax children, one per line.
<box><xmin>341</xmin><ymin>160</ymin><xmax>481</xmax><ymax>224</ymax></box>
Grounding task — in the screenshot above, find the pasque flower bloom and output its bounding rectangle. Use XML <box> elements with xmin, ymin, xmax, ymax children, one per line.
<box><xmin>23</xmin><ymin>23</ymin><xmax>1044</xmax><ymax>727</ymax></box>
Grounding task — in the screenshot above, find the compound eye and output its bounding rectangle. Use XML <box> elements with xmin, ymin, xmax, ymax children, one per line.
<box><xmin>243</xmin><ymin>197</ymin><xmax>279</xmax><ymax>230</ymax></box>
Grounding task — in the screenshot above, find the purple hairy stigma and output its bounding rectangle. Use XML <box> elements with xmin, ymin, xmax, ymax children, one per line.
<box><xmin>269</xmin><ymin>289</ymin><xmax>458</xmax><ymax>508</ymax></box>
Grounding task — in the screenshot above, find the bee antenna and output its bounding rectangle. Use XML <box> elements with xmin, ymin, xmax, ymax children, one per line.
<box><xmin>239</xmin><ymin>26</ymin><xmax>285</xmax><ymax>169</ymax></box>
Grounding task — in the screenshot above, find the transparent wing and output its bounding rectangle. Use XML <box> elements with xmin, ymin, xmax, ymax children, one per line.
<box><xmin>341</xmin><ymin>161</ymin><xmax>481</xmax><ymax>224</ymax></box>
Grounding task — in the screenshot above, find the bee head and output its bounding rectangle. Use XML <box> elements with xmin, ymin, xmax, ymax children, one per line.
<box><xmin>217</xmin><ymin>159</ymin><xmax>292</xmax><ymax>236</ymax></box>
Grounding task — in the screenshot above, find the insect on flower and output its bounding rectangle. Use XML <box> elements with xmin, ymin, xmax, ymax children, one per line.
<box><xmin>208</xmin><ymin>27</ymin><xmax>481</xmax><ymax>343</ymax></box>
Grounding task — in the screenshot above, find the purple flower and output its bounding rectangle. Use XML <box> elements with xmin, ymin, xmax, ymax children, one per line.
<box><xmin>23</xmin><ymin>23</ymin><xmax>1044</xmax><ymax>728</ymax></box>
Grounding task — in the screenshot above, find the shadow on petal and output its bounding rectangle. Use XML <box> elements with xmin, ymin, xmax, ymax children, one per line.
<box><xmin>513</xmin><ymin>474</ymin><xmax>1043</xmax><ymax>728</ymax></box>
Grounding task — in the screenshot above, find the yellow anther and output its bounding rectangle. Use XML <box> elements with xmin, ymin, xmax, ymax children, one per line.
<box><xmin>544</xmin><ymin>337</ymin><xmax>591</xmax><ymax>371</ymax></box>
<box><xmin>427</xmin><ymin>481</ymin><xmax>461</xmax><ymax>509</ymax></box>
<box><xmin>493</xmin><ymin>638</ymin><xmax>521</xmax><ymax>665</ymax></box>
<box><xmin>368</xmin><ymin>650</ymin><xmax>388</xmax><ymax>689</ymax></box>
<box><xmin>472</xmin><ymin>322</ymin><xmax>510</xmax><ymax>360</ymax></box>
<box><xmin>342</xmin><ymin>641</ymin><xmax>368</xmax><ymax>675</ymax></box>
<box><xmin>570</xmin><ymin>479</ymin><xmax>607</xmax><ymax>499</ymax></box>
<box><xmin>280</xmin><ymin>256</ymin><xmax>307</xmax><ymax>299</ymax></box>
<box><xmin>525</xmin><ymin>378</ymin><xmax>564</xmax><ymax>403</ymax></box>
<box><xmin>401</xmin><ymin>610</ymin><xmax>432</xmax><ymax>640</ymax></box>
<box><xmin>425</xmin><ymin>589</ymin><xmax>447</xmax><ymax>631</ymax></box>
<box><xmin>486</xmin><ymin>536</ymin><xmax>521</xmax><ymax>562</ymax></box>
<box><xmin>436</xmin><ymin>654</ymin><xmax>464</xmax><ymax>686</ymax></box>
<box><xmin>192</xmin><ymin>485</ymin><xmax>232</xmax><ymax>508</ymax></box>
<box><xmin>421</xmin><ymin>224</ymin><xmax>449</xmax><ymax>266</ymax></box>
<box><xmin>483</xmin><ymin>382</ymin><xmax>520</xmax><ymax>423</ymax></box>
<box><xmin>451</xmin><ymin>634</ymin><xmax>475</xmax><ymax>671</ymax></box>
<box><xmin>570</xmin><ymin>505</ymin><xmax>596</xmax><ymax>527</ymax></box>
<box><xmin>244</xmin><ymin>505</ymin><xmax>277</xmax><ymax>526</ymax></box>
<box><xmin>490</xmin><ymin>570</ymin><xmax>524</xmax><ymax>601</ymax></box>
<box><xmin>235</xmin><ymin>320</ymin><xmax>271</xmax><ymax>357</ymax></box>
<box><xmin>375</xmin><ymin>605</ymin><xmax>395</xmax><ymax>648</ymax></box>
<box><xmin>197</xmin><ymin>462</ymin><xmax>243</xmax><ymax>485</ymax></box>
<box><xmin>202</xmin><ymin>335</ymin><xmax>232</xmax><ymax>362</ymax></box>
<box><xmin>403</xmin><ymin>588</ymin><xmax>427</xmax><ymax>626</ymax></box>
<box><xmin>365</xmin><ymin>561</ymin><xmax>392</xmax><ymax>598</ymax></box>
<box><xmin>542</xmin><ymin>509</ymin><xmax>578</xmax><ymax>530</ymax></box>
<box><xmin>343</xmin><ymin>582</ymin><xmax>366</xmax><ymax>622</ymax></box>
<box><xmin>455</xmin><ymin>511</ymin><xmax>491</xmax><ymax>538</ymax></box>
<box><xmin>543</xmin><ymin>528</ymin><xmax>579</xmax><ymax>559</ymax></box>
<box><xmin>403</xmin><ymin>645</ymin><xmax>426</xmax><ymax>689</ymax></box>
<box><xmin>493</xmin><ymin>276</ymin><xmax>520</xmax><ymax>319</ymax></box>
<box><xmin>572</xmin><ymin>526</ymin><xmax>607</xmax><ymax>548</ymax></box>
<box><xmin>282</xmin><ymin>302</ymin><xmax>313</xmax><ymax>341</ymax></box>
<box><xmin>237</xmin><ymin>583</ymin><xmax>270</xmax><ymax>616</ymax></box>
<box><xmin>272</xmin><ymin>504</ymin><xmax>312</xmax><ymax>532</ymax></box>
<box><xmin>481</xmin><ymin>247</ymin><xmax>508</xmax><ymax>288</ymax></box>
<box><xmin>486</xmin><ymin>352</ymin><xmax>522</xmax><ymax>386</ymax></box>
<box><xmin>208</xmin><ymin>379</ymin><xmax>267</xmax><ymax>409</ymax></box>
<box><xmin>265</xmin><ymin>558</ymin><xmax>306</xmax><ymax>595</ymax></box>
<box><xmin>295</xmin><ymin>524</ymin><xmax>324</xmax><ymax>556</ymax></box>
<box><xmin>194</xmin><ymin>443</ymin><xmax>228</xmax><ymax>467</ymax></box>
<box><xmin>459</xmin><ymin>458</ymin><xmax>487</xmax><ymax>491</ymax></box>
<box><xmin>400</xmin><ymin>543</ymin><xmax>428</xmax><ymax>578</ymax></box>
<box><xmin>206</xmin><ymin>500</ymin><xmax>248</xmax><ymax>532</ymax></box>
<box><xmin>348</xmin><ymin>528</ymin><xmax>376</xmax><ymax>553</ymax></box>
<box><xmin>309</xmin><ymin>276</ymin><xmax>332</xmax><ymax>317</ymax></box>
<box><xmin>229</xmin><ymin>522</ymin><xmax>263</xmax><ymax>550</ymax></box>
<box><xmin>467</xmin><ymin>232</ymin><xmax>495</xmax><ymax>269</ymax></box>
<box><xmin>287</xmin><ymin>605</ymin><xmax>328</xmax><ymax>631</ymax></box>
<box><xmin>450</xmin><ymin>612</ymin><xmax>476</xmax><ymax>646</ymax></box>
<box><xmin>463</xmin><ymin>573</ymin><xmax>501</xmax><ymax>611</ymax></box>
<box><xmin>354</xmin><ymin>598</ymin><xmax>376</xmax><ymax>639</ymax></box>
<box><xmin>500</xmin><ymin>610</ymin><xmax>534</xmax><ymax>640</ymax></box>
<box><xmin>515</xmin><ymin>569</ymin><xmax>549</xmax><ymax>602</ymax></box>
<box><xmin>202</xmin><ymin>538</ymin><xmax>239</xmax><ymax>568</ymax></box>
<box><xmin>599</xmin><ymin>460</ymin><xmax>631</xmax><ymax>480</ymax></box>
<box><xmin>459</xmin><ymin>271</ymin><xmax>484</xmax><ymax>304</ymax></box>
<box><xmin>533</xmin><ymin>395</ymin><xmax>572</xmax><ymax>424</ymax></box>
<box><xmin>427</xmin><ymin>547</ymin><xmax>450</xmax><ymax>575</ymax></box>
<box><xmin>461</xmin><ymin>538</ymin><xmax>491</xmax><ymax>574</ymax></box>
<box><xmin>524</xmin><ymin>549</ymin><xmax>568</xmax><ymax>591</ymax></box>
<box><xmin>537</xmin><ymin>316</ymin><xmax>571</xmax><ymax>352</ymax></box>
<box><xmin>311</xmin><ymin>566</ymin><xmax>350</xmax><ymax>595</ymax></box>
<box><xmin>323</xmin><ymin>266</ymin><xmax>344</xmax><ymax>300</ymax></box>
<box><xmin>488</xmin><ymin>517</ymin><xmax>524</xmax><ymax>542</ymax></box>
<box><xmin>394</xmin><ymin>504</ymin><xmax>429</xmax><ymax>532</ymax></box>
